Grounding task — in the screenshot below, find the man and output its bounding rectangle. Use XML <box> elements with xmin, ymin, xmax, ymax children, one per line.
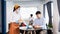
<box><xmin>33</xmin><ymin>11</ymin><xmax>47</xmax><ymax>34</ymax></box>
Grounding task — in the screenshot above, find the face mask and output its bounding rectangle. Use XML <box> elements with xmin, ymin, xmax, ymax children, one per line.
<box><xmin>16</xmin><ymin>8</ymin><xmax>20</xmax><ymax>13</ymax></box>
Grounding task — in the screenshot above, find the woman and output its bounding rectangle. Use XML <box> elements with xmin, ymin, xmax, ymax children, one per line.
<box><xmin>29</xmin><ymin>14</ymin><xmax>34</xmax><ymax>25</ymax></box>
<box><xmin>9</xmin><ymin>4</ymin><xmax>23</xmax><ymax>34</ymax></box>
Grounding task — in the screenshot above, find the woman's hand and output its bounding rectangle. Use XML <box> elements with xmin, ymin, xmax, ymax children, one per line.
<box><xmin>18</xmin><ymin>19</ymin><xmax>23</xmax><ymax>25</ymax></box>
<box><xmin>18</xmin><ymin>19</ymin><xmax>23</xmax><ymax>23</ymax></box>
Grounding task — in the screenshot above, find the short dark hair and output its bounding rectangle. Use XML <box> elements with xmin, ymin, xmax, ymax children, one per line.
<box><xmin>30</xmin><ymin>14</ymin><xmax>33</xmax><ymax>17</ymax></box>
<box><xmin>36</xmin><ymin>11</ymin><xmax>41</xmax><ymax>15</ymax></box>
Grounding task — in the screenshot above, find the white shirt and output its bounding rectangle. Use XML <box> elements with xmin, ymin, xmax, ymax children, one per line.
<box><xmin>11</xmin><ymin>12</ymin><xmax>21</xmax><ymax>23</ymax></box>
<box><xmin>33</xmin><ymin>17</ymin><xmax>47</xmax><ymax>29</ymax></box>
<box><xmin>29</xmin><ymin>17</ymin><xmax>34</xmax><ymax>21</ymax></box>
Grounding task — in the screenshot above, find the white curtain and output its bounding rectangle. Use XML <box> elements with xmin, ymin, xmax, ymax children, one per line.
<box><xmin>45</xmin><ymin>5</ymin><xmax>49</xmax><ymax>25</ymax></box>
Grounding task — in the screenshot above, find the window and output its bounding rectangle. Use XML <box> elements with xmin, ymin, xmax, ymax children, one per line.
<box><xmin>45</xmin><ymin>5</ymin><xmax>49</xmax><ymax>25</ymax></box>
<box><xmin>20</xmin><ymin>7</ymin><xmax>37</xmax><ymax>20</ymax></box>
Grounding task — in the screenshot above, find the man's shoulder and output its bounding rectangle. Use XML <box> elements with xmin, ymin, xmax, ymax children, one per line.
<box><xmin>34</xmin><ymin>17</ymin><xmax>45</xmax><ymax>20</ymax></box>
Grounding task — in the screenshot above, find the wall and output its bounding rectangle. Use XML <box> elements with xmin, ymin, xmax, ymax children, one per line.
<box><xmin>6</xmin><ymin>1</ymin><xmax>14</xmax><ymax>32</ymax></box>
<box><xmin>53</xmin><ymin>0</ymin><xmax>59</xmax><ymax>34</ymax></box>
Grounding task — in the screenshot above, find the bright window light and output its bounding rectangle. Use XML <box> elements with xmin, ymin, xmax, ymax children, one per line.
<box><xmin>20</xmin><ymin>7</ymin><xmax>37</xmax><ymax>20</ymax></box>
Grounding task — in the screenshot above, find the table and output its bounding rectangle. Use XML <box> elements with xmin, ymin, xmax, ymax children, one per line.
<box><xmin>19</xmin><ymin>26</ymin><xmax>42</xmax><ymax>34</ymax></box>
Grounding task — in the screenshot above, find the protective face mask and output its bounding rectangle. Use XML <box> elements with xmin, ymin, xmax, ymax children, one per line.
<box><xmin>16</xmin><ymin>8</ymin><xmax>20</xmax><ymax>13</ymax></box>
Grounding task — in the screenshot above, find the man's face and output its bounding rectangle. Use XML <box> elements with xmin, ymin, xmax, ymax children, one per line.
<box><xmin>36</xmin><ymin>14</ymin><xmax>41</xmax><ymax>18</ymax></box>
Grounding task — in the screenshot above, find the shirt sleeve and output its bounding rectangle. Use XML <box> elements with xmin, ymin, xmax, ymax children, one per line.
<box><xmin>10</xmin><ymin>13</ymin><xmax>16</xmax><ymax>22</ymax></box>
<box><xmin>10</xmin><ymin>13</ymin><xmax>13</xmax><ymax>22</ymax></box>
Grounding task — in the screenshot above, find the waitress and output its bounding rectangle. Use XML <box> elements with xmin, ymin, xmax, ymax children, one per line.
<box><xmin>9</xmin><ymin>4</ymin><xmax>23</xmax><ymax>34</ymax></box>
<box><xmin>11</xmin><ymin>4</ymin><xmax>23</xmax><ymax>24</ymax></box>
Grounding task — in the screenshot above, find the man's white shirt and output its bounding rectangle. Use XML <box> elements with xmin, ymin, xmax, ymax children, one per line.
<box><xmin>33</xmin><ymin>17</ymin><xmax>47</xmax><ymax>29</ymax></box>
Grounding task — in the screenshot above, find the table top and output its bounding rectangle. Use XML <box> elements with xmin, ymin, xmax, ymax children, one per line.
<box><xmin>19</xmin><ymin>26</ymin><xmax>42</xmax><ymax>31</ymax></box>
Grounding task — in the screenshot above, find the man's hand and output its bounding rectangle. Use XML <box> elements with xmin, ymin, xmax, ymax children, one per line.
<box><xmin>33</xmin><ymin>25</ymin><xmax>41</xmax><ymax>29</ymax></box>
